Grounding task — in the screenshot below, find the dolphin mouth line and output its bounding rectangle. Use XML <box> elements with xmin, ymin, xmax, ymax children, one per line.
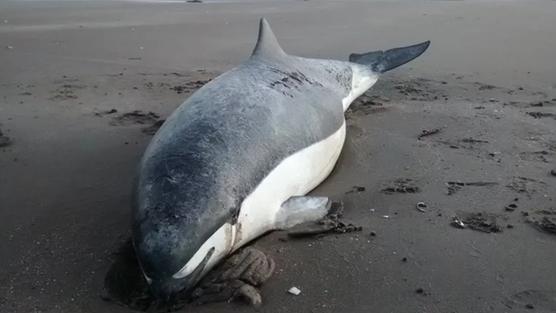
<box><xmin>171</xmin><ymin>222</ymin><xmax>236</xmax><ymax>280</ymax></box>
<box><xmin>172</xmin><ymin>246</ymin><xmax>215</xmax><ymax>280</ymax></box>
<box><xmin>170</xmin><ymin>246</ymin><xmax>215</xmax><ymax>296</ymax></box>
<box><xmin>149</xmin><ymin>247</ymin><xmax>215</xmax><ymax>300</ymax></box>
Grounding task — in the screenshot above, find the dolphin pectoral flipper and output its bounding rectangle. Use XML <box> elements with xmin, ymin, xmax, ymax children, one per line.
<box><xmin>349</xmin><ymin>41</ymin><xmax>430</xmax><ymax>73</ymax></box>
<box><xmin>275</xmin><ymin>196</ymin><xmax>331</xmax><ymax>229</ymax></box>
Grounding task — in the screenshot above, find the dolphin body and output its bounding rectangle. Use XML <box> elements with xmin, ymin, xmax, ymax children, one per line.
<box><xmin>132</xmin><ymin>18</ymin><xmax>429</xmax><ymax>299</ymax></box>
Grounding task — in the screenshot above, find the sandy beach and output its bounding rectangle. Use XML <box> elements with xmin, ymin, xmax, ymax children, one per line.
<box><xmin>1</xmin><ymin>0</ymin><xmax>555</xmax><ymax>312</ymax></box>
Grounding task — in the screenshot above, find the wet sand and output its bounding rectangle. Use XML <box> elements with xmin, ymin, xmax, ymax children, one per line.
<box><xmin>1</xmin><ymin>1</ymin><xmax>556</xmax><ymax>312</ymax></box>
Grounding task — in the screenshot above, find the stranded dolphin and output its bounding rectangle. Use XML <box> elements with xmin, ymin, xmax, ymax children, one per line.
<box><xmin>132</xmin><ymin>18</ymin><xmax>429</xmax><ymax>299</ymax></box>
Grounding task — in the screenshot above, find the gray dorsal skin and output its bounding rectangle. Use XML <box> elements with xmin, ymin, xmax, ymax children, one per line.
<box><xmin>132</xmin><ymin>18</ymin><xmax>429</xmax><ymax>299</ymax></box>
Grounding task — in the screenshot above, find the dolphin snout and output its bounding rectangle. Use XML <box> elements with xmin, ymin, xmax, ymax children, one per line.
<box><xmin>143</xmin><ymin>247</ymin><xmax>216</xmax><ymax>300</ymax></box>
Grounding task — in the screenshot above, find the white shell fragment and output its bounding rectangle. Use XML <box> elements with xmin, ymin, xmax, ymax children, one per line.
<box><xmin>416</xmin><ymin>202</ymin><xmax>427</xmax><ymax>212</ymax></box>
<box><xmin>288</xmin><ymin>287</ymin><xmax>301</xmax><ymax>296</ymax></box>
<box><xmin>452</xmin><ymin>216</ymin><xmax>466</xmax><ymax>228</ymax></box>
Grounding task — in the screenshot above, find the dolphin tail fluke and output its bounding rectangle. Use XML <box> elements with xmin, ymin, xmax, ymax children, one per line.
<box><xmin>274</xmin><ymin>196</ymin><xmax>331</xmax><ymax>229</ymax></box>
<box><xmin>349</xmin><ymin>41</ymin><xmax>430</xmax><ymax>73</ymax></box>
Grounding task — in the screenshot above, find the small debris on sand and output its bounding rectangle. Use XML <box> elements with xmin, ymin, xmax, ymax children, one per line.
<box><xmin>142</xmin><ymin>119</ymin><xmax>165</xmax><ymax>135</ymax></box>
<box><xmin>506</xmin><ymin>176</ymin><xmax>545</xmax><ymax>198</ymax></box>
<box><xmin>415</xmin><ymin>288</ymin><xmax>429</xmax><ymax>295</ymax></box>
<box><xmin>0</xmin><ymin>130</ymin><xmax>12</xmax><ymax>147</ymax></box>
<box><xmin>170</xmin><ymin>80</ymin><xmax>210</xmax><ymax>94</ymax></box>
<box><xmin>394</xmin><ymin>82</ymin><xmax>424</xmax><ymax>96</ymax></box>
<box><xmin>287</xmin><ymin>201</ymin><xmax>362</xmax><ymax>238</ymax></box>
<box><xmin>505</xmin><ymin>289</ymin><xmax>556</xmax><ymax>311</ymax></box>
<box><xmin>345</xmin><ymin>185</ymin><xmax>366</xmax><ymax>194</ymax></box>
<box><xmin>460</xmin><ymin>137</ymin><xmax>489</xmax><ymax>144</ymax></box>
<box><xmin>287</xmin><ymin>287</ymin><xmax>301</xmax><ymax>296</ymax></box>
<box><xmin>98</xmin><ymin>109</ymin><xmax>164</xmax><ymax>134</ymax></box>
<box><xmin>446</xmin><ymin>181</ymin><xmax>498</xmax><ymax>195</ymax></box>
<box><xmin>94</xmin><ymin>108</ymin><xmax>118</xmax><ymax>116</ymax></box>
<box><xmin>49</xmin><ymin>83</ymin><xmax>85</xmax><ymax>100</ymax></box>
<box><xmin>475</xmin><ymin>82</ymin><xmax>498</xmax><ymax>90</ymax></box>
<box><xmin>353</xmin><ymin>94</ymin><xmax>386</xmax><ymax>107</ymax></box>
<box><xmin>110</xmin><ymin>110</ymin><xmax>160</xmax><ymax>126</ymax></box>
<box><xmin>416</xmin><ymin>202</ymin><xmax>427</xmax><ymax>212</ymax></box>
<box><xmin>527</xmin><ymin>111</ymin><xmax>556</xmax><ymax>119</ymax></box>
<box><xmin>381</xmin><ymin>178</ymin><xmax>420</xmax><ymax>194</ymax></box>
<box><xmin>417</xmin><ymin>128</ymin><xmax>441</xmax><ymax>140</ymax></box>
<box><xmin>525</xmin><ymin>209</ymin><xmax>556</xmax><ymax>235</ymax></box>
<box><xmin>505</xmin><ymin>203</ymin><xmax>518</xmax><ymax>212</ymax></box>
<box><xmin>451</xmin><ymin>212</ymin><xmax>502</xmax><ymax>233</ymax></box>
<box><xmin>519</xmin><ymin>150</ymin><xmax>551</xmax><ymax>163</ymax></box>
<box><xmin>451</xmin><ymin>217</ymin><xmax>466</xmax><ymax>229</ymax></box>
<box><xmin>550</xmin><ymin>169</ymin><xmax>556</xmax><ymax>177</ymax></box>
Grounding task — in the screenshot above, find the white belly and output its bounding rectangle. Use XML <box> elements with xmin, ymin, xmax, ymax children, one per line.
<box><xmin>233</xmin><ymin>120</ymin><xmax>347</xmax><ymax>249</ymax></box>
<box><xmin>172</xmin><ymin>120</ymin><xmax>347</xmax><ymax>279</ymax></box>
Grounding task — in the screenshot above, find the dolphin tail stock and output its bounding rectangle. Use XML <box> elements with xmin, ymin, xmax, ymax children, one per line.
<box><xmin>349</xmin><ymin>41</ymin><xmax>430</xmax><ymax>73</ymax></box>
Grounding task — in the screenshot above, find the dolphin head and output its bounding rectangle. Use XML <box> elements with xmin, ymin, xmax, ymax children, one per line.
<box><xmin>131</xmin><ymin>146</ymin><xmax>237</xmax><ymax>300</ymax></box>
<box><xmin>132</xmin><ymin>198</ymin><xmax>236</xmax><ymax>300</ymax></box>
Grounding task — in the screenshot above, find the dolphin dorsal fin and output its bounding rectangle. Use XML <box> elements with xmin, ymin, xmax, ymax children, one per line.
<box><xmin>251</xmin><ymin>18</ymin><xmax>286</xmax><ymax>61</ymax></box>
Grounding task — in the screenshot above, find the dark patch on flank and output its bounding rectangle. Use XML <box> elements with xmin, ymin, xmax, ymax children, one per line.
<box><xmin>268</xmin><ymin>68</ymin><xmax>324</xmax><ymax>91</ymax></box>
